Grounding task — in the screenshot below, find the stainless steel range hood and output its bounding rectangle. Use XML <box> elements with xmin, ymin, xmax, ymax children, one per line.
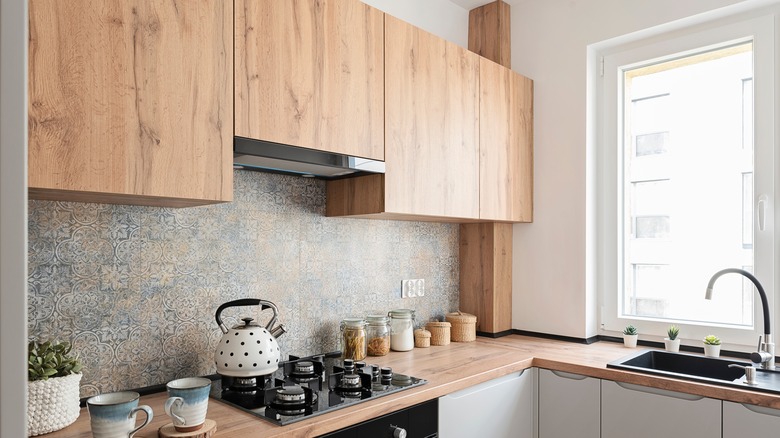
<box><xmin>233</xmin><ymin>137</ymin><xmax>385</xmax><ymax>179</ymax></box>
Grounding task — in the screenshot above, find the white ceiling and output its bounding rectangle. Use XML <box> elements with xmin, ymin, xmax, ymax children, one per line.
<box><xmin>448</xmin><ymin>0</ymin><xmax>520</xmax><ymax>10</ymax></box>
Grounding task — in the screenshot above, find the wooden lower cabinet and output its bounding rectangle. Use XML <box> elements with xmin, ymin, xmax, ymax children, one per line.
<box><xmin>723</xmin><ymin>401</ymin><xmax>780</xmax><ymax>436</ymax></box>
<box><xmin>438</xmin><ymin>369</ymin><xmax>535</xmax><ymax>438</ymax></box>
<box><xmin>538</xmin><ymin>369</ymin><xmax>599</xmax><ymax>438</ymax></box>
<box><xmin>601</xmin><ymin>380</ymin><xmax>720</xmax><ymax>438</ymax></box>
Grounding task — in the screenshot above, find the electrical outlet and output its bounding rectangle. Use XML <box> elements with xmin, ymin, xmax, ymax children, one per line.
<box><xmin>402</xmin><ymin>279</ymin><xmax>425</xmax><ymax>298</ymax></box>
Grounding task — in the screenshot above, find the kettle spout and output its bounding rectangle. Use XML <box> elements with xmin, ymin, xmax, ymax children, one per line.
<box><xmin>270</xmin><ymin>324</ymin><xmax>287</xmax><ymax>339</ymax></box>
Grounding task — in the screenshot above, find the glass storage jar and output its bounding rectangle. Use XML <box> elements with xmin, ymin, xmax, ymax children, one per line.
<box><xmin>365</xmin><ymin>315</ymin><xmax>391</xmax><ymax>356</ymax></box>
<box><xmin>388</xmin><ymin>309</ymin><xmax>415</xmax><ymax>351</ymax></box>
<box><xmin>340</xmin><ymin>318</ymin><xmax>367</xmax><ymax>361</ymax></box>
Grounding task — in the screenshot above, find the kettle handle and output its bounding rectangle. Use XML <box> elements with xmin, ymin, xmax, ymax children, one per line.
<box><xmin>215</xmin><ymin>299</ymin><xmax>278</xmax><ymax>334</ymax></box>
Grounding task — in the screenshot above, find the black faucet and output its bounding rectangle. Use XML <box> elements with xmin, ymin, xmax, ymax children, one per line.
<box><xmin>706</xmin><ymin>268</ymin><xmax>774</xmax><ymax>369</ymax></box>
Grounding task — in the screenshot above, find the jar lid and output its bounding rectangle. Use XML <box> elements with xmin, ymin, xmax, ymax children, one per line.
<box><xmin>388</xmin><ymin>309</ymin><xmax>415</xmax><ymax>319</ymax></box>
<box><xmin>446</xmin><ymin>311</ymin><xmax>477</xmax><ymax>323</ymax></box>
<box><xmin>341</xmin><ymin>318</ymin><xmax>366</xmax><ymax>328</ymax></box>
<box><xmin>414</xmin><ymin>329</ymin><xmax>431</xmax><ymax>338</ymax></box>
<box><xmin>366</xmin><ymin>314</ymin><xmax>390</xmax><ymax>324</ymax></box>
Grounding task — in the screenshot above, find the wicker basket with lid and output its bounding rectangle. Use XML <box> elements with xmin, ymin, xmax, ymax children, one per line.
<box><xmin>414</xmin><ymin>329</ymin><xmax>431</xmax><ymax>348</ymax></box>
<box><xmin>425</xmin><ymin>321</ymin><xmax>451</xmax><ymax>346</ymax></box>
<box><xmin>445</xmin><ymin>311</ymin><xmax>477</xmax><ymax>342</ymax></box>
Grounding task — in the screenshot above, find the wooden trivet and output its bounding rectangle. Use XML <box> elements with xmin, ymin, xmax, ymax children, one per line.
<box><xmin>158</xmin><ymin>419</ymin><xmax>217</xmax><ymax>438</ymax></box>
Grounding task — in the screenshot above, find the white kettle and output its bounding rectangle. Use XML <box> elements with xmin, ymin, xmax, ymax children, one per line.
<box><xmin>214</xmin><ymin>298</ymin><xmax>287</xmax><ymax>377</ymax></box>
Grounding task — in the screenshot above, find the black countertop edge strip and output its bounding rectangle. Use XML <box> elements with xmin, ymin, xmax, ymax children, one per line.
<box><xmin>79</xmin><ymin>374</ymin><xmax>221</xmax><ymax>407</ymax></box>
<box><xmin>511</xmin><ymin>329</ymin><xmax>600</xmax><ymax>345</ymax></box>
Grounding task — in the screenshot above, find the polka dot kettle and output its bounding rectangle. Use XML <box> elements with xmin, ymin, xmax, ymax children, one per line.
<box><xmin>214</xmin><ymin>298</ymin><xmax>287</xmax><ymax>377</ymax></box>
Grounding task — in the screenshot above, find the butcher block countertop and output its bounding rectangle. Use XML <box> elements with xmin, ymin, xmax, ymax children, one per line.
<box><xmin>44</xmin><ymin>335</ymin><xmax>780</xmax><ymax>438</ymax></box>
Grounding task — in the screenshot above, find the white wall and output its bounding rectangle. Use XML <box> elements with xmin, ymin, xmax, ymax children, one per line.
<box><xmin>0</xmin><ymin>0</ymin><xmax>29</xmax><ymax>435</ymax></box>
<box><xmin>509</xmin><ymin>0</ymin><xmax>762</xmax><ymax>339</ymax></box>
<box><xmin>361</xmin><ymin>0</ymin><xmax>469</xmax><ymax>48</ymax></box>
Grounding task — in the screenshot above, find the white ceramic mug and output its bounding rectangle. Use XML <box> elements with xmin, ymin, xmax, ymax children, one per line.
<box><xmin>87</xmin><ymin>391</ymin><xmax>153</xmax><ymax>438</ymax></box>
<box><xmin>164</xmin><ymin>377</ymin><xmax>212</xmax><ymax>432</ymax></box>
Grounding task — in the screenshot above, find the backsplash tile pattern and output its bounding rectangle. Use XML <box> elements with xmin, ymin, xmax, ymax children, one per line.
<box><xmin>28</xmin><ymin>171</ymin><xmax>459</xmax><ymax>397</ymax></box>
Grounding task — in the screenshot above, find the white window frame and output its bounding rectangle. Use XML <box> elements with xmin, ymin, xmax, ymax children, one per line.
<box><xmin>597</xmin><ymin>15</ymin><xmax>776</xmax><ymax>348</ymax></box>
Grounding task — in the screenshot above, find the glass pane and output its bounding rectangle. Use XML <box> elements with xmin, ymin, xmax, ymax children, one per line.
<box><xmin>636</xmin><ymin>132</ymin><xmax>670</xmax><ymax>156</ymax></box>
<box><xmin>635</xmin><ymin>216</ymin><xmax>670</xmax><ymax>239</ymax></box>
<box><xmin>621</xmin><ymin>42</ymin><xmax>754</xmax><ymax>327</ymax></box>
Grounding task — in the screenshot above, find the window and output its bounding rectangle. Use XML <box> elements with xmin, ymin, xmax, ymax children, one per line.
<box><xmin>598</xmin><ymin>16</ymin><xmax>775</xmax><ymax>346</ymax></box>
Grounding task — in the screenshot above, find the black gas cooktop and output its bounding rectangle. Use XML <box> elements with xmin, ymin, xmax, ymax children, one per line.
<box><xmin>210</xmin><ymin>351</ymin><xmax>427</xmax><ymax>426</ymax></box>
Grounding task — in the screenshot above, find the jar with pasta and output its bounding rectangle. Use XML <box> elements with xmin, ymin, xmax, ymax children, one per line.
<box><xmin>340</xmin><ymin>318</ymin><xmax>367</xmax><ymax>361</ymax></box>
<box><xmin>365</xmin><ymin>315</ymin><xmax>391</xmax><ymax>356</ymax></box>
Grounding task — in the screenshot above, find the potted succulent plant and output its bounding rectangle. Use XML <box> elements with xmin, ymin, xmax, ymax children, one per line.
<box><xmin>623</xmin><ymin>325</ymin><xmax>639</xmax><ymax>348</ymax></box>
<box><xmin>703</xmin><ymin>335</ymin><xmax>722</xmax><ymax>358</ymax></box>
<box><xmin>664</xmin><ymin>325</ymin><xmax>681</xmax><ymax>352</ymax></box>
<box><xmin>27</xmin><ymin>340</ymin><xmax>83</xmax><ymax>436</ymax></box>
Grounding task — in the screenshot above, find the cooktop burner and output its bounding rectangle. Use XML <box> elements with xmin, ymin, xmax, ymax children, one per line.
<box><xmin>210</xmin><ymin>352</ymin><xmax>427</xmax><ymax>426</ymax></box>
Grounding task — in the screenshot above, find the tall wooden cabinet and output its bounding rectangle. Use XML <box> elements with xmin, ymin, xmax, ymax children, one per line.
<box><xmin>235</xmin><ymin>0</ymin><xmax>384</xmax><ymax>161</ymax></box>
<box><xmin>327</xmin><ymin>16</ymin><xmax>481</xmax><ymax>221</ymax></box>
<box><xmin>28</xmin><ymin>0</ymin><xmax>233</xmax><ymax>207</ymax></box>
<box><xmin>479</xmin><ymin>57</ymin><xmax>533</xmax><ymax>222</ymax></box>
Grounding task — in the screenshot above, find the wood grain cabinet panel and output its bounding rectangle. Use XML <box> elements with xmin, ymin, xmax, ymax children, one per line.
<box><xmin>327</xmin><ymin>16</ymin><xmax>480</xmax><ymax>221</ymax></box>
<box><xmin>235</xmin><ymin>0</ymin><xmax>384</xmax><ymax>161</ymax></box>
<box><xmin>384</xmin><ymin>15</ymin><xmax>480</xmax><ymax>219</ymax></box>
<box><xmin>479</xmin><ymin>57</ymin><xmax>533</xmax><ymax>222</ymax></box>
<box><xmin>28</xmin><ymin>0</ymin><xmax>233</xmax><ymax>207</ymax></box>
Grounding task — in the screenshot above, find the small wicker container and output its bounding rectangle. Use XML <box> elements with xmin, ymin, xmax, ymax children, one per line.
<box><xmin>425</xmin><ymin>321</ymin><xmax>451</xmax><ymax>346</ymax></box>
<box><xmin>446</xmin><ymin>311</ymin><xmax>477</xmax><ymax>342</ymax></box>
<box><xmin>414</xmin><ymin>329</ymin><xmax>431</xmax><ymax>348</ymax></box>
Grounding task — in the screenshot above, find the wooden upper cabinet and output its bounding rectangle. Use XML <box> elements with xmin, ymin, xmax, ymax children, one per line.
<box><xmin>479</xmin><ymin>57</ymin><xmax>533</xmax><ymax>222</ymax></box>
<box><xmin>28</xmin><ymin>0</ymin><xmax>233</xmax><ymax>207</ymax></box>
<box><xmin>235</xmin><ymin>0</ymin><xmax>384</xmax><ymax>161</ymax></box>
<box><xmin>383</xmin><ymin>15</ymin><xmax>480</xmax><ymax>219</ymax></box>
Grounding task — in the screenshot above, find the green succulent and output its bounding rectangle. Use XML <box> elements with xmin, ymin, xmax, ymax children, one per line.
<box><xmin>623</xmin><ymin>325</ymin><xmax>638</xmax><ymax>336</ymax></box>
<box><xmin>667</xmin><ymin>325</ymin><xmax>680</xmax><ymax>341</ymax></box>
<box><xmin>703</xmin><ymin>335</ymin><xmax>721</xmax><ymax>346</ymax></box>
<box><xmin>28</xmin><ymin>340</ymin><xmax>82</xmax><ymax>381</ymax></box>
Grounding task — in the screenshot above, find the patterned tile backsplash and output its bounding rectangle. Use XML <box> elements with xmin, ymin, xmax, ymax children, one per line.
<box><xmin>28</xmin><ymin>170</ymin><xmax>459</xmax><ymax>397</ymax></box>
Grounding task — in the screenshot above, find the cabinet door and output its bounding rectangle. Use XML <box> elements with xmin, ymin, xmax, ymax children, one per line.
<box><xmin>724</xmin><ymin>401</ymin><xmax>780</xmax><ymax>436</ymax></box>
<box><xmin>479</xmin><ymin>58</ymin><xmax>533</xmax><ymax>222</ymax></box>
<box><xmin>28</xmin><ymin>0</ymin><xmax>233</xmax><ymax>207</ymax></box>
<box><xmin>601</xmin><ymin>380</ymin><xmax>720</xmax><ymax>438</ymax></box>
<box><xmin>538</xmin><ymin>369</ymin><xmax>599</xmax><ymax>438</ymax></box>
<box><xmin>384</xmin><ymin>15</ymin><xmax>480</xmax><ymax>219</ymax></box>
<box><xmin>439</xmin><ymin>369</ymin><xmax>535</xmax><ymax>438</ymax></box>
<box><xmin>235</xmin><ymin>0</ymin><xmax>384</xmax><ymax>161</ymax></box>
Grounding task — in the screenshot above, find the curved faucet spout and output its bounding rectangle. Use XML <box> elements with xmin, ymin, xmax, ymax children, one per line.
<box><xmin>706</xmin><ymin>268</ymin><xmax>771</xmax><ymax>335</ymax></box>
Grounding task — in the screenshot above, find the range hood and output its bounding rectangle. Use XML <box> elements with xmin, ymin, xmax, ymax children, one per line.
<box><xmin>233</xmin><ymin>137</ymin><xmax>385</xmax><ymax>179</ymax></box>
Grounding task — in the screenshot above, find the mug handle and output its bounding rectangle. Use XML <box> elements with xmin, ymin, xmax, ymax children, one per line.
<box><xmin>128</xmin><ymin>404</ymin><xmax>153</xmax><ymax>437</ymax></box>
<box><xmin>164</xmin><ymin>396</ymin><xmax>185</xmax><ymax>425</ymax></box>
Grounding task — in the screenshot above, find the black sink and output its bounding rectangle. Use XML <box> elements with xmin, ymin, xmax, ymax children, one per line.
<box><xmin>608</xmin><ymin>349</ymin><xmax>780</xmax><ymax>395</ymax></box>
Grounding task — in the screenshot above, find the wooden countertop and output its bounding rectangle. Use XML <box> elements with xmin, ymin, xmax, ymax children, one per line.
<box><xmin>44</xmin><ymin>335</ymin><xmax>780</xmax><ymax>437</ymax></box>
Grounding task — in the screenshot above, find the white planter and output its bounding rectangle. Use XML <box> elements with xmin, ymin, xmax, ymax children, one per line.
<box><xmin>27</xmin><ymin>373</ymin><xmax>82</xmax><ymax>436</ymax></box>
<box><xmin>623</xmin><ymin>334</ymin><xmax>638</xmax><ymax>348</ymax></box>
<box><xmin>664</xmin><ymin>338</ymin><xmax>680</xmax><ymax>352</ymax></box>
<box><xmin>704</xmin><ymin>344</ymin><xmax>721</xmax><ymax>358</ymax></box>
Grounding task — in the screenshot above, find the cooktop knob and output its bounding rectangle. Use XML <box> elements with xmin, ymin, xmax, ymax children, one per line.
<box><xmin>389</xmin><ymin>425</ymin><xmax>407</xmax><ymax>438</ymax></box>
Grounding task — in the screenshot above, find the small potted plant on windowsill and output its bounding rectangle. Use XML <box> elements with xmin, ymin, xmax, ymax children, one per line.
<box><xmin>623</xmin><ymin>325</ymin><xmax>638</xmax><ymax>348</ymax></box>
<box><xmin>703</xmin><ymin>335</ymin><xmax>721</xmax><ymax>358</ymax></box>
<box><xmin>664</xmin><ymin>325</ymin><xmax>681</xmax><ymax>352</ymax></box>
